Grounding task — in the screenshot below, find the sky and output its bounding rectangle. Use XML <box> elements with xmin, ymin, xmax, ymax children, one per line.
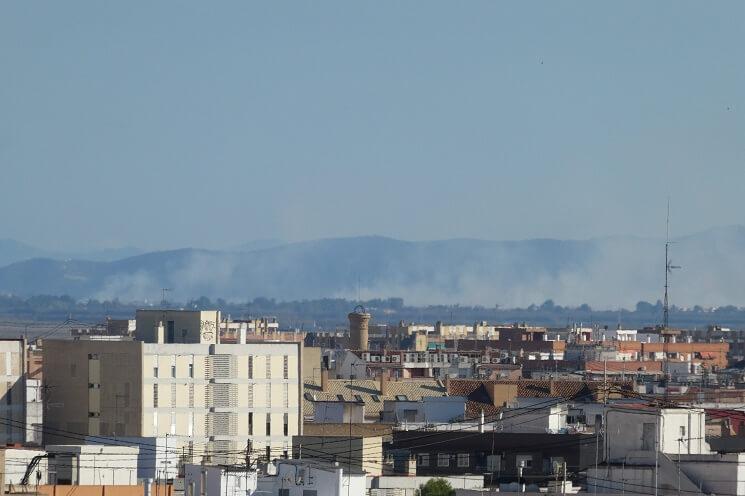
<box><xmin>1</xmin><ymin>1</ymin><xmax>743</xmax><ymax>252</ymax></box>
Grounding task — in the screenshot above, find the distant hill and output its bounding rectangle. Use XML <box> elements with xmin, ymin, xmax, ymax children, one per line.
<box><xmin>0</xmin><ymin>239</ymin><xmax>144</xmax><ymax>266</ymax></box>
<box><xmin>1</xmin><ymin>227</ymin><xmax>745</xmax><ymax>308</ymax></box>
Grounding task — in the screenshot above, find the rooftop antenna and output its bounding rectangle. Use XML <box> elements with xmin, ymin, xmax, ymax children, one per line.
<box><xmin>161</xmin><ymin>288</ymin><xmax>171</xmax><ymax>308</ymax></box>
<box><xmin>663</xmin><ymin>200</ymin><xmax>681</xmax><ymax>329</ymax></box>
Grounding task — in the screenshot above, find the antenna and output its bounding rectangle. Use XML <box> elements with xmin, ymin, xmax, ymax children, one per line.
<box><xmin>663</xmin><ymin>200</ymin><xmax>681</xmax><ymax>329</ymax></box>
<box><xmin>161</xmin><ymin>288</ymin><xmax>171</xmax><ymax>308</ymax></box>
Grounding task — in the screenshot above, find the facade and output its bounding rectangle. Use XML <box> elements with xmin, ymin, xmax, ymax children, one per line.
<box><xmin>256</xmin><ymin>459</ymin><xmax>367</xmax><ymax>496</ymax></box>
<box><xmin>292</xmin><ymin>434</ymin><xmax>383</xmax><ymax>475</ymax></box>
<box><xmin>47</xmin><ymin>445</ymin><xmax>139</xmax><ymax>485</ymax></box>
<box><xmin>44</xmin><ymin>336</ymin><xmax>302</xmax><ymax>465</ymax></box>
<box><xmin>135</xmin><ymin>309</ymin><xmax>220</xmax><ymax>344</ymax></box>
<box><xmin>184</xmin><ymin>464</ymin><xmax>257</xmax><ymax>496</ymax></box>
<box><xmin>0</xmin><ymin>339</ymin><xmax>32</xmax><ymax>445</ymax></box>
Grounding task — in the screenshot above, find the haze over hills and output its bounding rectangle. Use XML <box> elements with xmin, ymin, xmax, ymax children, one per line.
<box><xmin>1</xmin><ymin>226</ymin><xmax>744</xmax><ymax>309</ymax></box>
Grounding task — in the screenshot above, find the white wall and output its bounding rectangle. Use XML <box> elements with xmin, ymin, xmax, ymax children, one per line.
<box><xmin>257</xmin><ymin>461</ymin><xmax>365</xmax><ymax>496</ymax></box>
<box><xmin>605</xmin><ymin>408</ymin><xmax>711</xmax><ymax>462</ymax></box>
<box><xmin>184</xmin><ymin>464</ymin><xmax>257</xmax><ymax>496</ymax></box>
<box><xmin>2</xmin><ymin>448</ymin><xmax>47</xmax><ymax>486</ymax></box>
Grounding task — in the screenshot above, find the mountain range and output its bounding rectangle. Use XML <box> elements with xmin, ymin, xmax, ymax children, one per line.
<box><xmin>1</xmin><ymin>226</ymin><xmax>745</xmax><ymax>309</ymax></box>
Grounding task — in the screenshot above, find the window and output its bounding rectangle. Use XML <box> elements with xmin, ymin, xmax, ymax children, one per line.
<box><xmin>188</xmin><ymin>384</ymin><xmax>194</xmax><ymax>408</ymax></box>
<box><xmin>153</xmin><ymin>366</ymin><xmax>159</xmax><ymax>378</ymax></box>
<box><xmin>283</xmin><ymin>413</ymin><xmax>289</xmax><ymax>436</ymax></box>
<box><xmin>395</xmin><ymin>395</ymin><xmax>408</xmax><ymax>401</ymax></box>
<box><xmin>248</xmin><ymin>412</ymin><xmax>253</xmax><ymax>435</ymax></box>
<box><xmin>248</xmin><ymin>384</ymin><xmax>254</xmax><ymax>407</ymax></box>
<box><xmin>153</xmin><ymin>384</ymin><xmax>159</xmax><ymax>407</ymax></box>
<box><xmin>354</xmin><ymin>394</ymin><xmax>363</xmax><ymax>402</ymax></box>
<box><xmin>266</xmin><ymin>446</ymin><xmax>271</xmax><ymax>462</ymax></box>
<box><xmin>266</xmin><ymin>356</ymin><xmax>272</xmax><ymax>379</ymax></box>
<box><xmin>437</xmin><ymin>453</ymin><xmax>450</xmax><ymax>467</ymax></box>
<box><xmin>283</xmin><ymin>355</ymin><xmax>289</xmax><ymax>379</ymax></box>
<box><xmin>266</xmin><ymin>415</ymin><xmax>271</xmax><ymax>436</ymax></box>
<box><xmin>171</xmin><ymin>365</ymin><xmax>176</xmax><ymax>378</ymax></box>
<box><xmin>304</xmin><ymin>392</ymin><xmax>315</xmax><ymax>402</ymax></box>
<box><xmin>336</xmin><ymin>394</ymin><xmax>345</xmax><ymax>401</ymax></box>
<box><xmin>371</xmin><ymin>395</ymin><xmax>380</xmax><ymax>403</ymax></box>
<box><xmin>417</xmin><ymin>454</ymin><xmax>430</xmax><ymax>467</ymax></box>
<box><xmin>6</xmin><ymin>382</ymin><xmax>12</xmax><ymax>405</ymax></box>
<box><xmin>167</xmin><ymin>321</ymin><xmax>175</xmax><ymax>343</ymax></box>
<box><xmin>188</xmin><ymin>363</ymin><xmax>194</xmax><ymax>378</ymax></box>
<box><xmin>457</xmin><ymin>453</ymin><xmax>470</xmax><ymax>468</ymax></box>
<box><xmin>642</xmin><ymin>423</ymin><xmax>655</xmax><ymax>451</ymax></box>
<box><xmin>248</xmin><ymin>356</ymin><xmax>253</xmax><ymax>379</ymax></box>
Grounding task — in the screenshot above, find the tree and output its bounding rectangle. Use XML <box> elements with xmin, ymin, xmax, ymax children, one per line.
<box><xmin>415</xmin><ymin>478</ymin><xmax>455</xmax><ymax>496</ymax></box>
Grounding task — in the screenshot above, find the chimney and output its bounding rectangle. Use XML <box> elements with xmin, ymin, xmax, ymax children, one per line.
<box><xmin>238</xmin><ymin>325</ymin><xmax>246</xmax><ymax>345</ymax></box>
<box><xmin>444</xmin><ymin>374</ymin><xmax>450</xmax><ymax>394</ymax></box>
<box><xmin>321</xmin><ymin>368</ymin><xmax>330</xmax><ymax>393</ymax></box>
<box><xmin>156</xmin><ymin>321</ymin><xmax>165</xmax><ymax>344</ymax></box>
<box><xmin>549</xmin><ymin>377</ymin><xmax>557</xmax><ymax>396</ymax></box>
<box><xmin>479</xmin><ymin>409</ymin><xmax>485</xmax><ymax>433</ymax></box>
<box><xmin>380</xmin><ymin>371</ymin><xmax>390</xmax><ymax>397</ymax></box>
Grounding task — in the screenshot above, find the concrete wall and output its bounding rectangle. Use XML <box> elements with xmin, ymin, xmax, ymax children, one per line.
<box><xmin>0</xmin><ymin>339</ymin><xmax>26</xmax><ymax>444</ymax></box>
<box><xmin>605</xmin><ymin>408</ymin><xmax>710</xmax><ymax>462</ymax></box>
<box><xmin>136</xmin><ymin>310</ymin><xmax>220</xmax><ymax>344</ymax></box>
<box><xmin>292</xmin><ymin>435</ymin><xmax>383</xmax><ymax>475</ymax></box>
<box><xmin>43</xmin><ymin>340</ymin><xmax>144</xmax><ymax>444</ymax></box>
<box><xmin>302</xmin><ymin>346</ymin><xmax>321</xmax><ymax>383</ymax></box>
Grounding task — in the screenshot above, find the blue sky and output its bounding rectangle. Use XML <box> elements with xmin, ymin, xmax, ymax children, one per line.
<box><xmin>1</xmin><ymin>1</ymin><xmax>743</xmax><ymax>251</ymax></box>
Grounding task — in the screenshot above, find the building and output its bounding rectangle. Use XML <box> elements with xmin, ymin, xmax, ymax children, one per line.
<box><xmin>256</xmin><ymin>459</ymin><xmax>367</xmax><ymax>496</ymax></box>
<box><xmin>47</xmin><ymin>445</ymin><xmax>139</xmax><ymax>485</ymax></box>
<box><xmin>44</xmin><ymin>309</ymin><xmax>302</xmax><ymax>465</ymax></box>
<box><xmin>292</xmin><ymin>434</ymin><xmax>384</xmax><ymax>475</ymax></box>
<box><xmin>184</xmin><ymin>464</ymin><xmax>257</xmax><ymax>496</ymax></box>
<box><xmin>393</xmin><ymin>431</ymin><xmax>598</xmax><ymax>481</ymax></box>
<box><xmin>0</xmin><ymin>339</ymin><xmax>40</xmax><ymax>445</ymax></box>
<box><xmin>304</xmin><ymin>374</ymin><xmax>446</xmax><ymax>422</ymax></box>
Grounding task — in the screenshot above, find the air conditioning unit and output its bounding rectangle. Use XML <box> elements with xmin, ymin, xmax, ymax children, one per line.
<box><xmin>372</xmin><ymin>356</ymin><xmax>381</xmax><ymax>362</ymax></box>
<box><xmin>482</xmin><ymin>357</ymin><xmax>490</xmax><ymax>363</ymax></box>
<box><xmin>382</xmin><ymin>356</ymin><xmax>391</xmax><ymax>363</ymax></box>
<box><xmin>362</xmin><ymin>353</ymin><xmax>371</xmax><ymax>361</ymax></box>
<box><xmin>391</xmin><ymin>356</ymin><xmax>401</xmax><ymax>363</ymax></box>
<box><xmin>491</xmin><ymin>358</ymin><xmax>500</xmax><ymax>364</ymax></box>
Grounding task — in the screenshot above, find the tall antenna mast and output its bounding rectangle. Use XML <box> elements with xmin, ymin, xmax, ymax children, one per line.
<box><xmin>663</xmin><ymin>200</ymin><xmax>680</xmax><ymax>329</ymax></box>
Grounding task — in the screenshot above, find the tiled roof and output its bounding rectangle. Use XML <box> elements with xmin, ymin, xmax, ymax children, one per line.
<box><xmin>447</xmin><ymin>379</ymin><xmax>634</xmax><ymax>418</ymax></box>
<box><xmin>303</xmin><ymin>378</ymin><xmax>446</xmax><ymax>420</ymax></box>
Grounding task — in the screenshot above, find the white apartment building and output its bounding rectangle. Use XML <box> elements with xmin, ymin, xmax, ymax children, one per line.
<box><xmin>44</xmin><ymin>310</ymin><xmax>302</xmax><ymax>466</ymax></box>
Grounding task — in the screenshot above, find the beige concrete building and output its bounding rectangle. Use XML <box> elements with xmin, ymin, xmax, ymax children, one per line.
<box><xmin>44</xmin><ymin>310</ymin><xmax>302</xmax><ymax>465</ymax></box>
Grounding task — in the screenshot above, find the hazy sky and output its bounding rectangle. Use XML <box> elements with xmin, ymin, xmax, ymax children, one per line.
<box><xmin>1</xmin><ymin>1</ymin><xmax>743</xmax><ymax>251</ymax></box>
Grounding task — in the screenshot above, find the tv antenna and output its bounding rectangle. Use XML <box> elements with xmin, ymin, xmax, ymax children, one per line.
<box><xmin>161</xmin><ymin>288</ymin><xmax>171</xmax><ymax>308</ymax></box>
<box><xmin>663</xmin><ymin>200</ymin><xmax>681</xmax><ymax>329</ymax></box>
